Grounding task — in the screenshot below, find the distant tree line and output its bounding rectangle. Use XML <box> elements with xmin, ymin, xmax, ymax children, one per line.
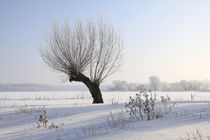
<box><xmin>107</xmin><ymin>76</ymin><xmax>210</xmax><ymax>92</ymax></box>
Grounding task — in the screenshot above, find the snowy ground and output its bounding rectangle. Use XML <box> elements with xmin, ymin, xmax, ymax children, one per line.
<box><xmin>0</xmin><ymin>91</ymin><xmax>210</xmax><ymax>140</ymax></box>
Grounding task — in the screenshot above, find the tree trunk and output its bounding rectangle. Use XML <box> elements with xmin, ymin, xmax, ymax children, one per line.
<box><xmin>85</xmin><ymin>82</ymin><xmax>104</xmax><ymax>103</ymax></box>
<box><xmin>69</xmin><ymin>72</ymin><xmax>104</xmax><ymax>103</ymax></box>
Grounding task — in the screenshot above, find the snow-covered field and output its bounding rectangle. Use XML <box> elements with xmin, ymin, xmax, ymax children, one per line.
<box><xmin>0</xmin><ymin>91</ymin><xmax>210</xmax><ymax>140</ymax></box>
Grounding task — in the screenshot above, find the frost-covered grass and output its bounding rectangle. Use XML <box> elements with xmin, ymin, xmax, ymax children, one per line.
<box><xmin>179</xmin><ymin>128</ymin><xmax>210</xmax><ymax>140</ymax></box>
<box><xmin>0</xmin><ymin>91</ymin><xmax>210</xmax><ymax>140</ymax></box>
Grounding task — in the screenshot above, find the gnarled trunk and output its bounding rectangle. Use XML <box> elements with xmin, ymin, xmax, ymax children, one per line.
<box><xmin>85</xmin><ymin>82</ymin><xmax>103</xmax><ymax>103</ymax></box>
<box><xmin>69</xmin><ymin>72</ymin><xmax>103</xmax><ymax>103</ymax></box>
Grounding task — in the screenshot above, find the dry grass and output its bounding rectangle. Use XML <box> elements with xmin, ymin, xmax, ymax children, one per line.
<box><xmin>11</xmin><ymin>104</ymin><xmax>45</xmax><ymax>114</ymax></box>
<box><xmin>179</xmin><ymin>128</ymin><xmax>210</xmax><ymax>140</ymax></box>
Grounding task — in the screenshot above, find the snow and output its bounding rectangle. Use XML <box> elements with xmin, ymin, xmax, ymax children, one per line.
<box><xmin>0</xmin><ymin>91</ymin><xmax>210</xmax><ymax>140</ymax></box>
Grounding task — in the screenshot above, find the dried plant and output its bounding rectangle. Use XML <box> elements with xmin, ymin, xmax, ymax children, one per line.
<box><xmin>37</xmin><ymin>110</ymin><xmax>48</xmax><ymax>128</ymax></box>
<box><xmin>125</xmin><ymin>90</ymin><xmax>174</xmax><ymax>121</ymax></box>
<box><xmin>125</xmin><ymin>90</ymin><xmax>157</xmax><ymax>120</ymax></box>
<box><xmin>179</xmin><ymin>128</ymin><xmax>210</xmax><ymax>140</ymax></box>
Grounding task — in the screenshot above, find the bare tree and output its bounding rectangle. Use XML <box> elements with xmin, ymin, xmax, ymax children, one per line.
<box><xmin>40</xmin><ymin>18</ymin><xmax>123</xmax><ymax>103</ymax></box>
<box><xmin>149</xmin><ymin>76</ymin><xmax>161</xmax><ymax>91</ymax></box>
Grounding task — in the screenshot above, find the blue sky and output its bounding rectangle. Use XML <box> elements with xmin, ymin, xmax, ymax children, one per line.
<box><xmin>0</xmin><ymin>0</ymin><xmax>210</xmax><ymax>85</ymax></box>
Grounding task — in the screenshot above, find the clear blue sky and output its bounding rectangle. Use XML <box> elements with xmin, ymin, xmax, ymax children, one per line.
<box><xmin>0</xmin><ymin>0</ymin><xmax>210</xmax><ymax>85</ymax></box>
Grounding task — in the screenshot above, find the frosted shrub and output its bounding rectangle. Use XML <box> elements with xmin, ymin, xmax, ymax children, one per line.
<box><xmin>35</xmin><ymin>110</ymin><xmax>64</xmax><ymax>129</ymax></box>
<box><xmin>125</xmin><ymin>93</ymin><xmax>143</xmax><ymax>121</ymax></box>
<box><xmin>160</xmin><ymin>95</ymin><xmax>175</xmax><ymax>114</ymax></box>
<box><xmin>125</xmin><ymin>90</ymin><xmax>156</xmax><ymax>120</ymax></box>
<box><xmin>111</xmin><ymin>98</ymin><xmax>119</xmax><ymax>105</ymax></box>
<box><xmin>125</xmin><ymin>90</ymin><xmax>174</xmax><ymax>121</ymax></box>
<box><xmin>37</xmin><ymin>110</ymin><xmax>48</xmax><ymax>128</ymax></box>
<box><xmin>160</xmin><ymin>95</ymin><xmax>171</xmax><ymax>105</ymax></box>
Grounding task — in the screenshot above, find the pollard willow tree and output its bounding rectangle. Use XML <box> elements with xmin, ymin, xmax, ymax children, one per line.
<box><xmin>40</xmin><ymin>19</ymin><xmax>123</xmax><ymax>103</ymax></box>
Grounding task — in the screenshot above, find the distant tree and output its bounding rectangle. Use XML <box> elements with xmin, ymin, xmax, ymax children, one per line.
<box><xmin>40</xmin><ymin>18</ymin><xmax>123</xmax><ymax>103</ymax></box>
<box><xmin>136</xmin><ymin>84</ymin><xmax>147</xmax><ymax>91</ymax></box>
<box><xmin>149</xmin><ymin>76</ymin><xmax>161</xmax><ymax>91</ymax></box>
<box><xmin>110</xmin><ymin>80</ymin><xmax>128</xmax><ymax>91</ymax></box>
<box><xmin>179</xmin><ymin>80</ymin><xmax>188</xmax><ymax>91</ymax></box>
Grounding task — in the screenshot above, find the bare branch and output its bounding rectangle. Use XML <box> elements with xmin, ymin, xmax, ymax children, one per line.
<box><xmin>40</xmin><ymin>18</ymin><xmax>123</xmax><ymax>84</ymax></box>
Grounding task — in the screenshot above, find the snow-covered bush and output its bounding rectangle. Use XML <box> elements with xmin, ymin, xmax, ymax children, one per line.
<box><xmin>37</xmin><ymin>110</ymin><xmax>48</xmax><ymax>128</ymax></box>
<box><xmin>35</xmin><ymin>110</ymin><xmax>64</xmax><ymax>129</ymax></box>
<box><xmin>160</xmin><ymin>95</ymin><xmax>175</xmax><ymax>114</ymax></box>
<box><xmin>125</xmin><ymin>90</ymin><xmax>175</xmax><ymax>121</ymax></box>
